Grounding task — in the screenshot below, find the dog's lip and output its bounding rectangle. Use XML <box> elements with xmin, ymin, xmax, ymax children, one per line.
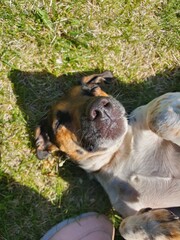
<box><xmin>96</xmin><ymin>110</ymin><xmax>125</xmax><ymax>122</ymax></box>
<box><xmin>88</xmin><ymin>114</ymin><xmax>126</xmax><ymax>142</ymax></box>
<box><xmin>104</xmin><ymin>115</ymin><xmax>125</xmax><ymax>136</ymax></box>
<box><xmin>97</xmin><ymin>114</ymin><xmax>124</xmax><ymax>129</ymax></box>
<box><xmin>81</xmin><ymin>114</ymin><xmax>126</xmax><ymax>152</ymax></box>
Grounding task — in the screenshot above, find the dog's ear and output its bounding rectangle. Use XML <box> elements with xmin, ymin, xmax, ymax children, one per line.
<box><xmin>81</xmin><ymin>71</ymin><xmax>114</xmax><ymax>85</ymax></box>
<box><xmin>81</xmin><ymin>71</ymin><xmax>114</xmax><ymax>96</ymax></box>
<box><xmin>35</xmin><ymin>117</ymin><xmax>58</xmax><ymax>160</ymax></box>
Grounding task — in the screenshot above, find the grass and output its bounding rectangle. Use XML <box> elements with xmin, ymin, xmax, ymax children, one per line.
<box><xmin>0</xmin><ymin>0</ymin><xmax>180</xmax><ymax>239</ymax></box>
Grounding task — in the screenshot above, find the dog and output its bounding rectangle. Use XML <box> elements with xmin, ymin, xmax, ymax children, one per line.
<box><xmin>35</xmin><ymin>71</ymin><xmax>180</xmax><ymax>239</ymax></box>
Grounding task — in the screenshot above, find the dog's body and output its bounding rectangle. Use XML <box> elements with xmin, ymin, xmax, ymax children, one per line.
<box><xmin>93</xmin><ymin>92</ymin><xmax>180</xmax><ymax>218</ymax></box>
<box><xmin>35</xmin><ymin>71</ymin><xmax>180</xmax><ymax>239</ymax></box>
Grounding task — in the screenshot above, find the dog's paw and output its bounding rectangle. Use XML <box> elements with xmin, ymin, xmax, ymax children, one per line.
<box><xmin>147</xmin><ymin>92</ymin><xmax>180</xmax><ymax>146</ymax></box>
<box><xmin>119</xmin><ymin>208</ymin><xmax>180</xmax><ymax>240</ymax></box>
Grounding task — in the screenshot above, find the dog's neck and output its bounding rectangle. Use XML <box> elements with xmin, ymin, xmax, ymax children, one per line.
<box><xmin>77</xmin><ymin>128</ymin><xmax>133</xmax><ymax>173</ymax></box>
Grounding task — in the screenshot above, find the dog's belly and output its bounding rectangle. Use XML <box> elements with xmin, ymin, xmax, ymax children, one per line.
<box><xmin>94</xmin><ymin>126</ymin><xmax>180</xmax><ymax>217</ymax></box>
<box><xmin>128</xmin><ymin>174</ymin><xmax>180</xmax><ymax>208</ymax></box>
<box><xmin>111</xmin><ymin>131</ymin><xmax>180</xmax><ymax>216</ymax></box>
<box><xmin>107</xmin><ymin>173</ymin><xmax>180</xmax><ymax>217</ymax></box>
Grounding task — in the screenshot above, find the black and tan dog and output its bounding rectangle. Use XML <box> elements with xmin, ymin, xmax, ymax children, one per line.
<box><xmin>35</xmin><ymin>71</ymin><xmax>180</xmax><ymax>239</ymax></box>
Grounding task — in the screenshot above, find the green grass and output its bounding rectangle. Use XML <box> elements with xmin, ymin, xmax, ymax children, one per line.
<box><xmin>0</xmin><ymin>0</ymin><xmax>180</xmax><ymax>239</ymax></box>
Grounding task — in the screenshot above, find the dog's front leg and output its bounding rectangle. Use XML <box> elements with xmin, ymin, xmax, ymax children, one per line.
<box><xmin>130</xmin><ymin>92</ymin><xmax>180</xmax><ymax>146</ymax></box>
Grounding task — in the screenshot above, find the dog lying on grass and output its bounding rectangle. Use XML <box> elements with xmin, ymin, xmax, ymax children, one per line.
<box><xmin>35</xmin><ymin>71</ymin><xmax>180</xmax><ymax>239</ymax></box>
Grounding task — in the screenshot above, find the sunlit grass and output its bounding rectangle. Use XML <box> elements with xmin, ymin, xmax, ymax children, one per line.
<box><xmin>1</xmin><ymin>0</ymin><xmax>180</xmax><ymax>239</ymax></box>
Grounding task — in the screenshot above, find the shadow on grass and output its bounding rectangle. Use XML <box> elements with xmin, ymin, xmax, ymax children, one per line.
<box><xmin>0</xmin><ymin>170</ymin><xmax>111</xmax><ymax>240</ymax></box>
<box><xmin>0</xmin><ymin>171</ymin><xmax>58</xmax><ymax>240</ymax></box>
<box><xmin>7</xmin><ymin>67</ymin><xmax>180</xmax><ymax>239</ymax></box>
<box><xmin>9</xmin><ymin>69</ymin><xmax>101</xmax><ymax>143</ymax></box>
<box><xmin>9</xmin><ymin>67</ymin><xmax>180</xmax><ymax>133</ymax></box>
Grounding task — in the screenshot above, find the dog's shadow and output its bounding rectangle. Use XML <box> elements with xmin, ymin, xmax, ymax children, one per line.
<box><xmin>7</xmin><ymin>67</ymin><xmax>180</xmax><ymax>239</ymax></box>
<box><xmin>9</xmin><ymin>67</ymin><xmax>180</xmax><ymax>137</ymax></box>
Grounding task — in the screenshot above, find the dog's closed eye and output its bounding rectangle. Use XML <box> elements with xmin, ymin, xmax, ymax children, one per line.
<box><xmin>54</xmin><ymin>111</ymin><xmax>71</xmax><ymax>131</ymax></box>
<box><xmin>56</xmin><ymin>111</ymin><xmax>71</xmax><ymax>124</ymax></box>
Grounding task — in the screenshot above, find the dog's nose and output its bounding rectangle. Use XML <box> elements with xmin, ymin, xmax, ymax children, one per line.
<box><xmin>89</xmin><ymin>97</ymin><xmax>112</xmax><ymax>121</ymax></box>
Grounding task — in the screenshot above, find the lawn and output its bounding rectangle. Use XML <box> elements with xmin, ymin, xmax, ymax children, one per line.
<box><xmin>0</xmin><ymin>0</ymin><xmax>180</xmax><ymax>239</ymax></box>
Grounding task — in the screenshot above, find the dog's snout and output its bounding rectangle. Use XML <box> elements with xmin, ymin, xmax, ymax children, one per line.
<box><xmin>89</xmin><ymin>98</ymin><xmax>112</xmax><ymax>121</ymax></box>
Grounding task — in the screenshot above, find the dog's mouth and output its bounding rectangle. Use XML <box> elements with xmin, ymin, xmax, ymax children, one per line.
<box><xmin>79</xmin><ymin>96</ymin><xmax>127</xmax><ymax>152</ymax></box>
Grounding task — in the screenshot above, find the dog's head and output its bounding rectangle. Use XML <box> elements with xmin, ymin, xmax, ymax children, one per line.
<box><xmin>35</xmin><ymin>71</ymin><xmax>128</xmax><ymax>167</ymax></box>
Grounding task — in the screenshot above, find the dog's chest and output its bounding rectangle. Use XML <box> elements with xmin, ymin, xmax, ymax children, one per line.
<box><xmin>99</xmin><ymin>131</ymin><xmax>180</xmax><ymax>212</ymax></box>
<box><xmin>126</xmin><ymin>130</ymin><xmax>180</xmax><ymax>178</ymax></box>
